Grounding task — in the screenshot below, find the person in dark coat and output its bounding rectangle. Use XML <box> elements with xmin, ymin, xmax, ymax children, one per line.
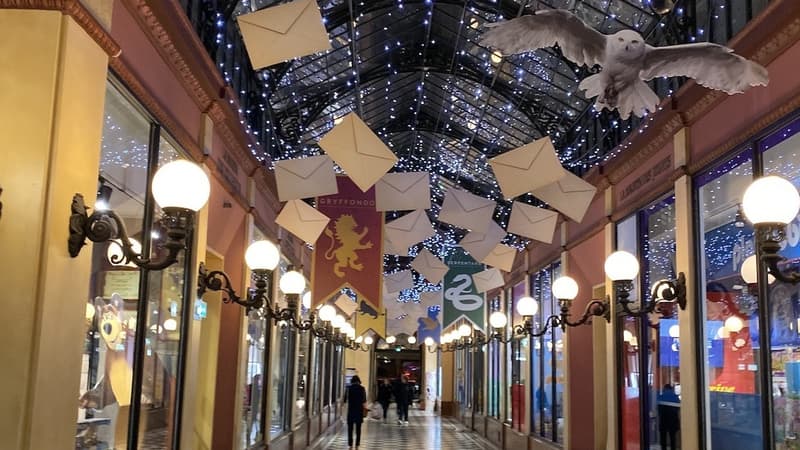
<box><xmin>344</xmin><ymin>375</ymin><xmax>367</xmax><ymax>449</ymax></box>
<box><xmin>393</xmin><ymin>375</ymin><xmax>413</xmax><ymax>425</ymax></box>
<box><xmin>377</xmin><ymin>378</ymin><xmax>393</xmax><ymax>423</ymax></box>
<box><xmin>657</xmin><ymin>383</ymin><xmax>680</xmax><ymax>450</ymax></box>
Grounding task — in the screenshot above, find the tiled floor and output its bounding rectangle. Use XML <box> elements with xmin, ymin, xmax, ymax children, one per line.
<box><xmin>310</xmin><ymin>409</ymin><xmax>496</xmax><ymax>450</ymax></box>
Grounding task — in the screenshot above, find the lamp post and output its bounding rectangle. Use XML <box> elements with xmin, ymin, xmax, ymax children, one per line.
<box><xmin>741</xmin><ymin>175</ymin><xmax>800</xmax><ymax>449</ymax></box>
<box><xmin>69</xmin><ymin>160</ymin><xmax>210</xmax><ymax>270</ymax></box>
<box><xmin>604</xmin><ymin>250</ymin><xmax>687</xmax><ymax>317</ymax></box>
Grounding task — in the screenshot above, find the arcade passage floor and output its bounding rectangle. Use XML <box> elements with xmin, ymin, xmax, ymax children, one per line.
<box><xmin>310</xmin><ymin>410</ymin><xmax>496</xmax><ymax>450</ymax></box>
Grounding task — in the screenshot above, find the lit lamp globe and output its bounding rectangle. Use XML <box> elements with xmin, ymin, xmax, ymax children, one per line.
<box><xmin>279</xmin><ymin>269</ymin><xmax>305</xmax><ymax>295</ymax></box>
<box><xmin>552</xmin><ymin>276</ymin><xmax>579</xmax><ymax>301</ymax></box>
<box><xmin>740</xmin><ymin>254</ymin><xmax>776</xmax><ymax>284</ymax></box>
<box><xmin>244</xmin><ymin>240</ymin><xmax>280</xmax><ymax>271</ymax></box>
<box><xmin>331</xmin><ymin>314</ymin><xmax>346</xmax><ymax>329</ymax></box>
<box><xmin>516</xmin><ymin>296</ymin><xmax>539</xmax><ymax>318</ymax></box>
<box><xmin>318</xmin><ymin>304</ymin><xmax>336</xmax><ymax>322</ymax></box>
<box><xmin>742</xmin><ymin>176</ymin><xmax>800</xmax><ymax>225</ymax></box>
<box><xmin>489</xmin><ymin>311</ymin><xmax>508</xmax><ymax>329</ymax></box>
<box><xmin>151</xmin><ymin>160</ymin><xmax>210</xmax><ymax>211</ymax></box>
<box><xmin>604</xmin><ymin>251</ymin><xmax>640</xmax><ymax>281</ymax></box>
<box><xmin>347</xmin><ymin>327</ymin><xmax>356</xmax><ymax>340</ymax></box>
<box><xmin>458</xmin><ymin>323</ymin><xmax>472</xmax><ymax>338</ymax></box>
<box><xmin>668</xmin><ymin>325</ymin><xmax>680</xmax><ymax>338</ymax></box>
<box><xmin>355</xmin><ymin>336</ymin><xmax>364</xmax><ymax>344</ymax></box>
<box><xmin>725</xmin><ymin>316</ymin><xmax>745</xmax><ymax>333</ymax></box>
<box><xmin>424</xmin><ymin>337</ymin><xmax>435</xmax><ymax>347</ymax></box>
<box><xmin>364</xmin><ymin>336</ymin><xmax>374</xmax><ymax>346</ymax></box>
<box><xmin>386</xmin><ymin>335</ymin><xmax>397</xmax><ymax>344</ymax></box>
<box><xmin>407</xmin><ymin>336</ymin><xmax>417</xmax><ymax>344</ymax></box>
<box><xmin>302</xmin><ymin>292</ymin><xmax>311</xmax><ymax>310</ymax></box>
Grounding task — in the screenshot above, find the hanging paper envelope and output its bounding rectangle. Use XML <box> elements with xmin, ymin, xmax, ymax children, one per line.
<box><xmin>438</xmin><ymin>189</ymin><xmax>496</xmax><ymax>233</ymax></box>
<box><xmin>488</xmin><ymin>136</ymin><xmax>565</xmax><ymax>199</ymax></box>
<box><xmin>472</xmin><ymin>268</ymin><xmax>505</xmax><ymax>293</ymax></box>
<box><xmin>459</xmin><ymin>220</ymin><xmax>506</xmax><ymax>262</ymax></box>
<box><xmin>275</xmin><ymin>199</ymin><xmax>330</xmax><ymax>244</ymax></box>
<box><xmin>384</xmin><ymin>235</ymin><xmax>407</xmax><ymax>256</ymax></box>
<box><xmin>481</xmin><ymin>243</ymin><xmax>517</xmax><ymax>272</ymax></box>
<box><xmin>532</xmin><ymin>170</ymin><xmax>598</xmax><ymax>223</ymax></box>
<box><xmin>384</xmin><ymin>270</ymin><xmax>414</xmax><ymax>293</ymax></box>
<box><xmin>411</xmin><ymin>249</ymin><xmax>449</xmax><ymax>284</ymax></box>
<box><xmin>507</xmin><ymin>202</ymin><xmax>559</xmax><ymax>244</ymax></box>
<box><xmin>384</xmin><ymin>210</ymin><xmax>436</xmax><ymax>255</ymax></box>
<box><xmin>375</xmin><ymin>172</ymin><xmax>431</xmax><ymax>211</ymax></box>
<box><xmin>274</xmin><ymin>155</ymin><xmax>338</xmax><ymax>202</ymax></box>
<box><xmin>318</xmin><ymin>113</ymin><xmax>398</xmax><ymax>192</ymax></box>
<box><xmin>334</xmin><ymin>294</ymin><xmax>359</xmax><ymax>318</ymax></box>
<box><xmin>237</xmin><ymin>0</ymin><xmax>332</xmax><ymax>70</ymax></box>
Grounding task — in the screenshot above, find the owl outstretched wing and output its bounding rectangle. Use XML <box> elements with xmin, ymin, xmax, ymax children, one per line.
<box><xmin>481</xmin><ymin>9</ymin><xmax>606</xmax><ymax>67</ymax></box>
<box><xmin>641</xmin><ymin>43</ymin><xmax>768</xmax><ymax>94</ymax></box>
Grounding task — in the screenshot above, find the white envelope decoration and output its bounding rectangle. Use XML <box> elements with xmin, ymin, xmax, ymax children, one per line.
<box><xmin>375</xmin><ymin>172</ymin><xmax>431</xmax><ymax>211</ymax></box>
<box><xmin>404</xmin><ymin>301</ymin><xmax>429</xmax><ymax>320</ymax></box>
<box><xmin>274</xmin><ymin>155</ymin><xmax>338</xmax><ymax>202</ymax></box>
<box><xmin>481</xmin><ymin>244</ymin><xmax>517</xmax><ymax>272</ymax></box>
<box><xmin>384</xmin><ymin>210</ymin><xmax>436</xmax><ymax>255</ymax></box>
<box><xmin>318</xmin><ymin>113</ymin><xmax>398</xmax><ymax>192</ymax></box>
<box><xmin>507</xmin><ymin>202</ymin><xmax>559</xmax><ymax>244</ymax></box>
<box><xmin>532</xmin><ymin>169</ymin><xmax>598</xmax><ymax>223</ymax></box>
<box><xmin>438</xmin><ymin>189</ymin><xmax>496</xmax><ymax>233</ymax></box>
<box><xmin>420</xmin><ymin>290</ymin><xmax>443</xmax><ymax>308</ymax></box>
<box><xmin>385</xmin><ymin>299</ymin><xmax>406</xmax><ymax>320</ymax></box>
<box><xmin>383</xmin><ymin>235</ymin><xmax>407</xmax><ymax>257</ymax></box>
<box><xmin>411</xmin><ymin>249</ymin><xmax>449</xmax><ymax>284</ymax></box>
<box><xmin>384</xmin><ymin>270</ymin><xmax>414</xmax><ymax>293</ymax></box>
<box><xmin>459</xmin><ymin>220</ymin><xmax>507</xmax><ymax>262</ymax></box>
<box><xmin>488</xmin><ymin>136</ymin><xmax>565</xmax><ymax>199</ymax></box>
<box><xmin>387</xmin><ymin>315</ymin><xmax>417</xmax><ymax>336</ymax></box>
<box><xmin>275</xmin><ymin>199</ymin><xmax>330</xmax><ymax>244</ymax></box>
<box><xmin>334</xmin><ymin>294</ymin><xmax>359</xmax><ymax>318</ymax></box>
<box><xmin>237</xmin><ymin>0</ymin><xmax>332</xmax><ymax>70</ymax></box>
<box><xmin>472</xmin><ymin>268</ymin><xmax>505</xmax><ymax>293</ymax></box>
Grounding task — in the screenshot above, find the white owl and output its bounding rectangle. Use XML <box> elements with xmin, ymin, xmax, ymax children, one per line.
<box><xmin>481</xmin><ymin>9</ymin><xmax>769</xmax><ymax>119</ymax></box>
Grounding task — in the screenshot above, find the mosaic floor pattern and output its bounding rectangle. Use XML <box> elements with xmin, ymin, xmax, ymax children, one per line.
<box><xmin>310</xmin><ymin>409</ymin><xmax>496</xmax><ymax>450</ymax></box>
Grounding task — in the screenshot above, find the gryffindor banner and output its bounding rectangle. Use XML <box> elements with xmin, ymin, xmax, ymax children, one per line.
<box><xmin>312</xmin><ymin>177</ymin><xmax>383</xmax><ymax>311</ymax></box>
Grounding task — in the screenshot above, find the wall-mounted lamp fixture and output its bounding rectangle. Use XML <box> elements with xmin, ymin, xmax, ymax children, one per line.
<box><xmin>605</xmin><ymin>250</ymin><xmax>687</xmax><ymax>317</ymax></box>
<box><xmin>69</xmin><ymin>160</ymin><xmax>210</xmax><ymax>270</ymax></box>
<box><xmin>741</xmin><ymin>175</ymin><xmax>800</xmax><ymax>284</ymax></box>
<box><xmin>309</xmin><ymin>305</ymin><xmax>372</xmax><ymax>351</ymax></box>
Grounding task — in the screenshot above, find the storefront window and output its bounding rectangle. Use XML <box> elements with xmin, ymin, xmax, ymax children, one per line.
<box><xmin>761</xmin><ymin>122</ymin><xmax>800</xmax><ymax>448</ymax></box>
<box><xmin>510</xmin><ymin>282</ymin><xmax>527</xmax><ymax>431</ymax></box>
<box><xmin>242</xmin><ymin>229</ymin><xmax>267</xmax><ymax>448</ymax></box>
<box><xmin>310</xmin><ymin>338</ymin><xmax>324</xmax><ymax>416</ymax></box>
<box><xmin>294</xmin><ymin>326</ymin><xmax>310</xmax><ymax>424</ymax></box>
<box><xmin>76</xmin><ymin>81</ymin><xmax>192</xmax><ymax>450</ymax></box>
<box><xmin>696</xmin><ymin>151</ymin><xmax>760</xmax><ymax>449</ymax></box>
<box><xmin>529</xmin><ymin>263</ymin><xmax>561</xmax><ymax>443</ymax></box>
<box><xmin>488</xmin><ymin>295</ymin><xmax>502</xmax><ymax>418</ymax></box>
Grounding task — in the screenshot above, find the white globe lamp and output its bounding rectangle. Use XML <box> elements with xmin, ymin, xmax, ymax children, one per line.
<box><xmin>364</xmin><ymin>336</ymin><xmax>374</xmax><ymax>346</ymax></box>
<box><xmin>516</xmin><ymin>296</ymin><xmax>539</xmax><ymax>317</ymax></box>
<box><xmin>458</xmin><ymin>323</ymin><xmax>472</xmax><ymax>338</ymax></box>
<box><xmin>151</xmin><ymin>160</ymin><xmax>210</xmax><ymax>211</ymax></box>
<box><xmin>244</xmin><ymin>240</ymin><xmax>280</xmax><ymax>271</ymax></box>
<box><xmin>604</xmin><ymin>251</ymin><xmax>640</xmax><ymax>281</ymax></box>
<box><xmin>318</xmin><ymin>305</ymin><xmax>336</xmax><ymax>322</ymax></box>
<box><xmin>407</xmin><ymin>336</ymin><xmax>417</xmax><ymax>344</ymax></box>
<box><xmin>552</xmin><ymin>276</ymin><xmax>579</xmax><ymax>301</ymax></box>
<box><xmin>742</xmin><ymin>176</ymin><xmax>800</xmax><ymax>225</ymax></box>
<box><xmin>489</xmin><ymin>311</ymin><xmax>508</xmax><ymax>329</ymax></box>
<box><xmin>279</xmin><ymin>269</ymin><xmax>306</xmax><ymax>295</ymax></box>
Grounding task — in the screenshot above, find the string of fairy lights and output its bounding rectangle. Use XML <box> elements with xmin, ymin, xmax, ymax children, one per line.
<box><xmin>185</xmin><ymin>0</ymin><xmax>758</xmax><ymax>302</ymax></box>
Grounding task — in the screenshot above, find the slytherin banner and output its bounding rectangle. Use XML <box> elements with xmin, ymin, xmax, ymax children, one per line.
<box><xmin>443</xmin><ymin>247</ymin><xmax>485</xmax><ymax>330</ymax></box>
<box><xmin>312</xmin><ymin>176</ymin><xmax>383</xmax><ymax>311</ymax></box>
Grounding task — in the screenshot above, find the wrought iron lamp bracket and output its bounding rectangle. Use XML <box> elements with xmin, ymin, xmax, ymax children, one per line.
<box><xmin>616</xmin><ymin>273</ymin><xmax>687</xmax><ymax>318</ymax></box>
<box><xmin>757</xmin><ymin>224</ymin><xmax>800</xmax><ymax>284</ymax></box>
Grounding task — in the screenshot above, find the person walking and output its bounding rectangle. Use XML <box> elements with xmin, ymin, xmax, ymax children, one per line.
<box><xmin>377</xmin><ymin>378</ymin><xmax>393</xmax><ymax>423</ymax></box>
<box><xmin>344</xmin><ymin>375</ymin><xmax>367</xmax><ymax>450</ymax></box>
<box><xmin>657</xmin><ymin>383</ymin><xmax>680</xmax><ymax>450</ymax></box>
<box><xmin>393</xmin><ymin>375</ymin><xmax>413</xmax><ymax>425</ymax></box>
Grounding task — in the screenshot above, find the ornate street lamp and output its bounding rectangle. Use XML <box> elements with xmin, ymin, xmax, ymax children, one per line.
<box><xmin>604</xmin><ymin>250</ymin><xmax>686</xmax><ymax>317</ymax></box>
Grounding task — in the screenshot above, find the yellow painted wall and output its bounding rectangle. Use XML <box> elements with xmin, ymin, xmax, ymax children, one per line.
<box><xmin>0</xmin><ymin>9</ymin><xmax>108</xmax><ymax>449</ymax></box>
<box><xmin>344</xmin><ymin>347</ymin><xmax>373</xmax><ymax>402</ymax></box>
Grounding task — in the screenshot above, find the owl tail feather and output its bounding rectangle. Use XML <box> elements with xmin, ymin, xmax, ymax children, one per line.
<box><xmin>579</xmin><ymin>74</ymin><xmax>659</xmax><ymax>119</ymax></box>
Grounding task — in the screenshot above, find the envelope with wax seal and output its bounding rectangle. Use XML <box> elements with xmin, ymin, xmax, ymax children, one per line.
<box><xmin>384</xmin><ymin>235</ymin><xmax>406</xmax><ymax>256</ymax></box>
<box><xmin>488</xmin><ymin>136</ymin><xmax>565</xmax><ymax>199</ymax></box>
<box><xmin>375</xmin><ymin>172</ymin><xmax>431</xmax><ymax>211</ymax></box>
<box><xmin>237</xmin><ymin>0</ymin><xmax>332</xmax><ymax>70</ymax></box>
<box><xmin>411</xmin><ymin>249</ymin><xmax>449</xmax><ymax>284</ymax></box>
<box><xmin>472</xmin><ymin>268</ymin><xmax>505</xmax><ymax>293</ymax></box>
<box><xmin>275</xmin><ymin>199</ymin><xmax>330</xmax><ymax>245</ymax></box>
<box><xmin>318</xmin><ymin>113</ymin><xmax>398</xmax><ymax>192</ymax></box>
<box><xmin>507</xmin><ymin>202</ymin><xmax>559</xmax><ymax>244</ymax></box>
<box><xmin>384</xmin><ymin>270</ymin><xmax>414</xmax><ymax>293</ymax></box>
<box><xmin>532</xmin><ymin>169</ymin><xmax>598</xmax><ymax>223</ymax></box>
<box><xmin>438</xmin><ymin>189</ymin><xmax>496</xmax><ymax>233</ymax></box>
<box><xmin>274</xmin><ymin>155</ymin><xmax>338</xmax><ymax>202</ymax></box>
<box><xmin>384</xmin><ymin>210</ymin><xmax>435</xmax><ymax>256</ymax></box>
<box><xmin>459</xmin><ymin>220</ymin><xmax>506</xmax><ymax>262</ymax></box>
<box><xmin>334</xmin><ymin>294</ymin><xmax>359</xmax><ymax>318</ymax></box>
<box><xmin>481</xmin><ymin>244</ymin><xmax>517</xmax><ymax>272</ymax></box>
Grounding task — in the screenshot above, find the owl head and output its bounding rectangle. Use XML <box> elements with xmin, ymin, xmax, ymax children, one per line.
<box><xmin>609</xmin><ymin>30</ymin><xmax>646</xmax><ymax>59</ymax></box>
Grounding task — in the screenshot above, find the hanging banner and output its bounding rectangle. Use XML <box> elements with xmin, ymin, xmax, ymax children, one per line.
<box><xmin>417</xmin><ymin>291</ymin><xmax>443</xmax><ymax>344</ymax></box>
<box><xmin>443</xmin><ymin>247</ymin><xmax>485</xmax><ymax>330</ymax></box>
<box><xmin>355</xmin><ymin>301</ymin><xmax>386</xmax><ymax>338</ymax></box>
<box><xmin>312</xmin><ymin>177</ymin><xmax>383</xmax><ymax>311</ymax></box>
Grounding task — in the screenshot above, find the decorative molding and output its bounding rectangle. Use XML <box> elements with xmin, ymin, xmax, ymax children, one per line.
<box><xmin>607</xmin><ymin>113</ymin><xmax>684</xmax><ymax>185</ymax></box>
<box><xmin>0</xmin><ymin>0</ymin><xmax>121</xmax><ymax>57</ymax></box>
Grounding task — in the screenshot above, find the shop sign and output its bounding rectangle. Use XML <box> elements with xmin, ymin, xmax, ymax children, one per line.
<box><xmin>618</xmin><ymin>155</ymin><xmax>672</xmax><ymax>203</ymax></box>
<box><xmin>103</xmin><ymin>271</ymin><xmax>140</xmax><ymax>299</ymax></box>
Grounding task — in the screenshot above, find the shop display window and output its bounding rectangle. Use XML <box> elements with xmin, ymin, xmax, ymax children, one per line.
<box><xmin>696</xmin><ymin>152</ymin><xmax>761</xmax><ymax>449</ymax></box>
<box><xmin>294</xmin><ymin>324</ymin><xmax>310</xmax><ymax>424</ymax></box>
<box><xmin>488</xmin><ymin>295</ymin><xmax>502</xmax><ymax>418</ymax></box>
<box><xmin>310</xmin><ymin>338</ymin><xmax>324</xmax><ymax>416</ymax></box>
<box><xmin>509</xmin><ymin>281</ymin><xmax>527</xmax><ymax>431</ymax></box>
<box><xmin>76</xmin><ymin>81</ymin><xmax>192</xmax><ymax>450</ymax></box>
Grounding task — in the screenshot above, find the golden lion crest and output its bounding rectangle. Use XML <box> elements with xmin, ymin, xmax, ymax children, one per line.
<box><xmin>324</xmin><ymin>214</ymin><xmax>374</xmax><ymax>278</ymax></box>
